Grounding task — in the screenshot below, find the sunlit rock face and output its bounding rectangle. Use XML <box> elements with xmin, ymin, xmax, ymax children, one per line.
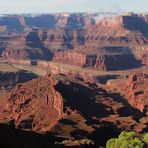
<box><xmin>1</xmin><ymin>75</ymin><xmax>64</xmax><ymax>132</ymax></box>
<box><xmin>126</xmin><ymin>72</ymin><xmax>148</xmax><ymax>113</ymax></box>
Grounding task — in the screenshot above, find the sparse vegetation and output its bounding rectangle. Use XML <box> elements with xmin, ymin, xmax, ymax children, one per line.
<box><xmin>106</xmin><ymin>131</ymin><xmax>148</xmax><ymax>148</ymax></box>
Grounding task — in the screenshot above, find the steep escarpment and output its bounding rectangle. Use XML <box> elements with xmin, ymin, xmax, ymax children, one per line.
<box><xmin>38</xmin><ymin>28</ymin><xmax>86</xmax><ymax>51</ymax></box>
<box><xmin>0</xmin><ymin>13</ymin><xmax>94</xmax><ymax>32</ymax></box>
<box><xmin>1</xmin><ymin>31</ymin><xmax>53</xmax><ymax>60</ymax></box>
<box><xmin>0</xmin><ymin>13</ymin><xmax>147</xmax><ymax>71</ymax></box>
<box><xmin>131</xmin><ymin>46</ymin><xmax>148</xmax><ymax>66</ymax></box>
<box><xmin>0</xmin><ymin>16</ymin><xmax>23</xmax><ymax>32</ymax></box>
<box><xmin>0</xmin><ymin>34</ymin><xmax>42</xmax><ymax>60</ymax></box>
<box><xmin>53</xmin><ymin>47</ymin><xmax>141</xmax><ymax>70</ymax></box>
<box><xmin>106</xmin><ymin>72</ymin><xmax>148</xmax><ymax>114</ymax></box>
<box><xmin>0</xmin><ymin>75</ymin><xmax>64</xmax><ymax>132</ymax></box>
<box><xmin>53</xmin><ymin>51</ymin><xmax>89</xmax><ymax>67</ymax></box>
<box><xmin>23</xmin><ymin>15</ymin><xmax>57</xmax><ymax>28</ymax></box>
<box><xmin>122</xmin><ymin>14</ymin><xmax>148</xmax><ymax>37</ymax></box>
<box><xmin>38</xmin><ymin>14</ymin><xmax>147</xmax><ymax>50</ymax></box>
<box><xmin>126</xmin><ymin>72</ymin><xmax>148</xmax><ymax>113</ymax></box>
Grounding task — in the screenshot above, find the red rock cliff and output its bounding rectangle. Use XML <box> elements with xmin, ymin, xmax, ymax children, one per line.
<box><xmin>2</xmin><ymin>75</ymin><xmax>64</xmax><ymax>132</ymax></box>
<box><xmin>53</xmin><ymin>47</ymin><xmax>141</xmax><ymax>71</ymax></box>
<box><xmin>126</xmin><ymin>72</ymin><xmax>148</xmax><ymax>113</ymax></box>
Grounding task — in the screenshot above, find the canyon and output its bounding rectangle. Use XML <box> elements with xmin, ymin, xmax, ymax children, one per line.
<box><xmin>0</xmin><ymin>13</ymin><xmax>147</xmax><ymax>70</ymax></box>
<box><xmin>0</xmin><ymin>72</ymin><xmax>147</xmax><ymax>147</ymax></box>
<box><xmin>0</xmin><ymin>12</ymin><xmax>147</xmax><ymax>147</ymax></box>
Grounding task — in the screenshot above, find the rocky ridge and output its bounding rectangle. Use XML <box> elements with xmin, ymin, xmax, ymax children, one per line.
<box><xmin>1</xmin><ymin>75</ymin><xmax>63</xmax><ymax>132</ymax></box>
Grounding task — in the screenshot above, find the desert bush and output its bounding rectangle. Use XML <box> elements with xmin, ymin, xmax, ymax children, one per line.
<box><xmin>106</xmin><ymin>131</ymin><xmax>147</xmax><ymax>148</ymax></box>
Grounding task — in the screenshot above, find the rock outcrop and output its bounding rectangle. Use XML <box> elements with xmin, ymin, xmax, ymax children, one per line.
<box><xmin>1</xmin><ymin>75</ymin><xmax>64</xmax><ymax>132</ymax></box>
<box><xmin>53</xmin><ymin>47</ymin><xmax>141</xmax><ymax>70</ymax></box>
<box><xmin>106</xmin><ymin>72</ymin><xmax>148</xmax><ymax>113</ymax></box>
<box><xmin>126</xmin><ymin>72</ymin><xmax>148</xmax><ymax>113</ymax></box>
<box><xmin>1</xmin><ymin>31</ymin><xmax>53</xmax><ymax>60</ymax></box>
<box><xmin>131</xmin><ymin>46</ymin><xmax>148</xmax><ymax>66</ymax></box>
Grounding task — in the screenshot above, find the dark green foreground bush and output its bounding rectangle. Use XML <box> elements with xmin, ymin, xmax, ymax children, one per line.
<box><xmin>106</xmin><ymin>131</ymin><xmax>148</xmax><ymax>148</ymax></box>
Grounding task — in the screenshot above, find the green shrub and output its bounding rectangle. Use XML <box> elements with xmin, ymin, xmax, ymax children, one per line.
<box><xmin>106</xmin><ymin>131</ymin><xmax>147</xmax><ymax>148</ymax></box>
